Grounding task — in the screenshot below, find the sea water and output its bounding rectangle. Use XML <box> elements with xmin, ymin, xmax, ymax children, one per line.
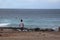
<box><xmin>0</xmin><ymin>9</ymin><xmax>60</xmax><ymax>29</ymax></box>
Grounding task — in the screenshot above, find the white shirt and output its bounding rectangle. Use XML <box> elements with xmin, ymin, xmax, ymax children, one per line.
<box><xmin>19</xmin><ymin>22</ymin><xmax>24</xmax><ymax>28</ymax></box>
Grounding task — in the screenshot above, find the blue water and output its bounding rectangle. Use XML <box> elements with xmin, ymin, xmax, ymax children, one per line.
<box><xmin>0</xmin><ymin>9</ymin><xmax>60</xmax><ymax>29</ymax></box>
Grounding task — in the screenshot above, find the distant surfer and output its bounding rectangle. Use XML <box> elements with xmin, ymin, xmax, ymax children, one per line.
<box><xmin>19</xmin><ymin>19</ymin><xmax>24</xmax><ymax>31</ymax></box>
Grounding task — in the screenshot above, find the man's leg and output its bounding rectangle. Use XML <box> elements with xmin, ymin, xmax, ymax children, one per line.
<box><xmin>21</xmin><ymin>27</ymin><xmax>24</xmax><ymax>31</ymax></box>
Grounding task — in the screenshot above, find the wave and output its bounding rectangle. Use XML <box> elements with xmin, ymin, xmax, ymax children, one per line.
<box><xmin>0</xmin><ymin>23</ymin><xmax>11</xmax><ymax>27</ymax></box>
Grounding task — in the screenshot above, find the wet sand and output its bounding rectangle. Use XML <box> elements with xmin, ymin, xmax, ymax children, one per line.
<box><xmin>0</xmin><ymin>29</ymin><xmax>60</xmax><ymax>40</ymax></box>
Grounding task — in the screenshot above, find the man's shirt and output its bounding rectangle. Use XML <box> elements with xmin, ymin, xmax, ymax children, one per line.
<box><xmin>19</xmin><ymin>22</ymin><xmax>24</xmax><ymax>28</ymax></box>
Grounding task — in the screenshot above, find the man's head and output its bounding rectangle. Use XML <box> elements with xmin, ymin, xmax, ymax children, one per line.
<box><xmin>21</xmin><ymin>19</ymin><xmax>23</xmax><ymax>22</ymax></box>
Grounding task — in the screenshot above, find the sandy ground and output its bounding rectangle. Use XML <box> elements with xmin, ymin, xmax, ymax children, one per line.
<box><xmin>0</xmin><ymin>29</ymin><xmax>60</xmax><ymax>40</ymax></box>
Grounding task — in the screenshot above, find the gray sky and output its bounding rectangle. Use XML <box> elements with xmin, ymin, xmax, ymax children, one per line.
<box><xmin>0</xmin><ymin>0</ymin><xmax>60</xmax><ymax>9</ymax></box>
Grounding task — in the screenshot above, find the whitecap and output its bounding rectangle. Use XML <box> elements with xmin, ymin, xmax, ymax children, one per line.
<box><xmin>0</xmin><ymin>23</ymin><xmax>10</xmax><ymax>27</ymax></box>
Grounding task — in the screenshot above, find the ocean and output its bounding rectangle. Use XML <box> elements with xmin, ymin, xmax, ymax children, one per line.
<box><xmin>0</xmin><ymin>9</ymin><xmax>60</xmax><ymax>29</ymax></box>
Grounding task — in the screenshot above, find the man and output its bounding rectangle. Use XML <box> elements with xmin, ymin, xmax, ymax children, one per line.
<box><xmin>19</xmin><ymin>19</ymin><xmax>24</xmax><ymax>31</ymax></box>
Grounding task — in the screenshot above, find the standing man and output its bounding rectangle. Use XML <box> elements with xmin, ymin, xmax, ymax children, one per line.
<box><xmin>19</xmin><ymin>19</ymin><xmax>24</xmax><ymax>31</ymax></box>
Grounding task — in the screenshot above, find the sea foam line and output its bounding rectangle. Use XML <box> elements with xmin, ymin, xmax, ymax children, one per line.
<box><xmin>0</xmin><ymin>23</ymin><xmax>10</xmax><ymax>27</ymax></box>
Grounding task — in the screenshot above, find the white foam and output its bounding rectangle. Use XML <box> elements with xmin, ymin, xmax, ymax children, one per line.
<box><xmin>0</xmin><ymin>23</ymin><xmax>10</xmax><ymax>27</ymax></box>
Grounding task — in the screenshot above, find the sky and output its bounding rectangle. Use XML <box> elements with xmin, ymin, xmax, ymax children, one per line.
<box><xmin>0</xmin><ymin>0</ymin><xmax>60</xmax><ymax>9</ymax></box>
